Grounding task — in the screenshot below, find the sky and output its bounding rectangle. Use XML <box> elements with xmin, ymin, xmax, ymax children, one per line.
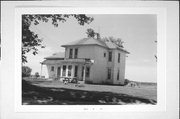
<box><xmin>26</xmin><ymin>14</ymin><xmax>157</xmax><ymax>82</ymax></box>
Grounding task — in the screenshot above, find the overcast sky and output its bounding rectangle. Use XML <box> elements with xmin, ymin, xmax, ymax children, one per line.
<box><xmin>26</xmin><ymin>14</ymin><xmax>157</xmax><ymax>82</ymax></box>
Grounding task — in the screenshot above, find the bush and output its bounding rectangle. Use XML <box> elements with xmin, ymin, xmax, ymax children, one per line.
<box><xmin>22</xmin><ymin>66</ymin><xmax>32</xmax><ymax>77</ymax></box>
<box><xmin>35</xmin><ymin>72</ymin><xmax>40</xmax><ymax>78</ymax></box>
<box><xmin>124</xmin><ymin>79</ymin><xmax>130</xmax><ymax>85</ymax></box>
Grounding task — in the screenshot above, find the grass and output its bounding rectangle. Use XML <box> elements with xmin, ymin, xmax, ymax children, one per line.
<box><xmin>22</xmin><ymin>79</ymin><xmax>157</xmax><ymax>105</ymax></box>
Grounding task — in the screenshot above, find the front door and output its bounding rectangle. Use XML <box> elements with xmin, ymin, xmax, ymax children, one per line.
<box><xmin>81</xmin><ymin>66</ymin><xmax>84</xmax><ymax>81</ymax></box>
<box><xmin>57</xmin><ymin>67</ymin><xmax>61</xmax><ymax>77</ymax></box>
<box><xmin>74</xmin><ymin>65</ymin><xmax>78</xmax><ymax>77</ymax></box>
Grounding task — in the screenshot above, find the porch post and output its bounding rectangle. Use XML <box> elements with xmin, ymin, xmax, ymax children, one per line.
<box><xmin>83</xmin><ymin>64</ymin><xmax>86</xmax><ymax>81</ymax></box>
<box><xmin>60</xmin><ymin>66</ymin><xmax>63</xmax><ymax>77</ymax></box>
<box><xmin>66</xmin><ymin>65</ymin><xmax>68</xmax><ymax>77</ymax></box>
<box><xmin>72</xmin><ymin>64</ymin><xmax>75</xmax><ymax>78</ymax></box>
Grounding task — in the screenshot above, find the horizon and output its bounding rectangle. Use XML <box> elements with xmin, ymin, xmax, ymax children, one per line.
<box><xmin>24</xmin><ymin>14</ymin><xmax>157</xmax><ymax>83</ymax></box>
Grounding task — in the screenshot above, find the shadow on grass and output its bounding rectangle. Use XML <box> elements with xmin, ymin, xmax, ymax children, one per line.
<box><xmin>22</xmin><ymin>80</ymin><xmax>156</xmax><ymax>105</ymax></box>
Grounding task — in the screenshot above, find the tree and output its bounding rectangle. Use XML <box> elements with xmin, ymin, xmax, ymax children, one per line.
<box><xmin>86</xmin><ymin>28</ymin><xmax>101</xmax><ymax>39</ymax></box>
<box><xmin>103</xmin><ymin>36</ymin><xmax>124</xmax><ymax>48</ymax></box>
<box><xmin>22</xmin><ymin>66</ymin><xmax>32</xmax><ymax>77</ymax></box>
<box><xmin>116</xmin><ymin>38</ymin><xmax>124</xmax><ymax>48</ymax></box>
<box><xmin>22</xmin><ymin>14</ymin><xmax>94</xmax><ymax>63</ymax></box>
<box><xmin>86</xmin><ymin>28</ymin><xmax>96</xmax><ymax>38</ymax></box>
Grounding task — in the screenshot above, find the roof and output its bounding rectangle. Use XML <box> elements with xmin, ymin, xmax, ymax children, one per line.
<box><xmin>42</xmin><ymin>59</ymin><xmax>63</xmax><ymax>65</ymax></box>
<box><xmin>44</xmin><ymin>52</ymin><xmax>65</xmax><ymax>60</ymax></box>
<box><xmin>62</xmin><ymin>37</ymin><xmax>129</xmax><ymax>54</ymax></box>
<box><xmin>42</xmin><ymin>58</ymin><xmax>93</xmax><ymax>65</ymax></box>
<box><xmin>61</xmin><ymin>38</ymin><xmax>107</xmax><ymax>48</ymax></box>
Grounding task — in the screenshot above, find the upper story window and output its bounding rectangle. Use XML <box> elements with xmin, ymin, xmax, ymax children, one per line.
<box><xmin>107</xmin><ymin>68</ymin><xmax>111</xmax><ymax>79</ymax></box>
<box><xmin>74</xmin><ymin>48</ymin><xmax>78</xmax><ymax>59</ymax></box>
<box><xmin>51</xmin><ymin>66</ymin><xmax>54</xmax><ymax>71</ymax></box>
<box><xmin>108</xmin><ymin>51</ymin><xmax>112</xmax><ymax>62</ymax></box>
<box><xmin>104</xmin><ymin>52</ymin><xmax>106</xmax><ymax>57</ymax></box>
<box><xmin>118</xmin><ymin>53</ymin><xmax>120</xmax><ymax>63</ymax></box>
<box><xmin>69</xmin><ymin>48</ymin><xmax>73</xmax><ymax>59</ymax></box>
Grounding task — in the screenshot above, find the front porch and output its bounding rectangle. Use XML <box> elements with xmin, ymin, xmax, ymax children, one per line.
<box><xmin>41</xmin><ymin>58</ymin><xmax>94</xmax><ymax>83</ymax></box>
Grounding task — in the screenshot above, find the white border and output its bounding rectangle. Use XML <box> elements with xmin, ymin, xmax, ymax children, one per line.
<box><xmin>14</xmin><ymin>7</ymin><xmax>166</xmax><ymax>112</ymax></box>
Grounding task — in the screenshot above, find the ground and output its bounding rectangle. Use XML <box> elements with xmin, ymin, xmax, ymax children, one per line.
<box><xmin>22</xmin><ymin>79</ymin><xmax>157</xmax><ymax>105</ymax></box>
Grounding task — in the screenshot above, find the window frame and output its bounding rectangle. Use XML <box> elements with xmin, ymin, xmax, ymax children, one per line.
<box><xmin>107</xmin><ymin>68</ymin><xmax>111</xmax><ymax>80</ymax></box>
<box><xmin>86</xmin><ymin>66</ymin><xmax>90</xmax><ymax>78</ymax></box>
<box><xmin>118</xmin><ymin>53</ymin><xmax>120</xmax><ymax>63</ymax></box>
<box><xmin>108</xmin><ymin>51</ymin><xmax>112</xmax><ymax>62</ymax></box>
<box><xmin>57</xmin><ymin>66</ymin><xmax>61</xmax><ymax>77</ymax></box>
<box><xmin>62</xmin><ymin>65</ymin><xmax>66</xmax><ymax>76</ymax></box>
<box><xmin>51</xmin><ymin>66</ymin><xmax>54</xmax><ymax>72</ymax></box>
<box><xmin>74</xmin><ymin>65</ymin><xmax>78</xmax><ymax>77</ymax></box>
<box><xmin>69</xmin><ymin>48</ymin><xmax>73</xmax><ymax>59</ymax></box>
<box><xmin>68</xmin><ymin>65</ymin><xmax>72</xmax><ymax>77</ymax></box>
<box><xmin>74</xmin><ymin>48</ymin><xmax>78</xmax><ymax>59</ymax></box>
<box><xmin>81</xmin><ymin>66</ymin><xmax>84</xmax><ymax>77</ymax></box>
<box><xmin>104</xmin><ymin>52</ymin><xmax>106</xmax><ymax>57</ymax></box>
<box><xmin>117</xmin><ymin>68</ymin><xmax>120</xmax><ymax>80</ymax></box>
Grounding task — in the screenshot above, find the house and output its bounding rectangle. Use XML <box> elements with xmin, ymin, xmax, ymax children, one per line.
<box><xmin>42</xmin><ymin>37</ymin><xmax>129</xmax><ymax>85</ymax></box>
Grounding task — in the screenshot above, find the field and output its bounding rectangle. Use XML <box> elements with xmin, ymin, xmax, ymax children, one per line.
<box><xmin>22</xmin><ymin>79</ymin><xmax>157</xmax><ymax>105</ymax></box>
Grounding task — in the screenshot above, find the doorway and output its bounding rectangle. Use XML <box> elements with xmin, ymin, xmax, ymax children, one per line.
<box><xmin>57</xmin><ymin>67</ymin><xmax>61</xmax><ymax>77</ymax></box>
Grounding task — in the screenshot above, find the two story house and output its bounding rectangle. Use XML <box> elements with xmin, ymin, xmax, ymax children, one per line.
<box><xmin>42</xmin><ymin>37</ymin><xmax>129</xmax><ymax>85</ymax></box>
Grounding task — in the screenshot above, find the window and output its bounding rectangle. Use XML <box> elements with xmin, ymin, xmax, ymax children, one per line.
<box><xmin>117</xmin><ymin>68</ymin><xmax>120</xmax><ymax>80</ymax></box>
<box><xmin>57</xmin><ymin>67</ymin><xmax>61</xmax><ymax>77</ymax></box>
<box><xmin>118</xmin><ymin>53</ymin><xmax>120</xmax><ymax>63</ymax></box>
<box><xmin>69</xmin><ymin>49</ymin><xmax>73</xmax><ymax>58</ymax></box>
<box><xmin>107</xmin><ymin>68</ymin><xmax>111</xmax><ymax>79</ymax></box>
<box><xmin>74</xmin><ymin>48</ymin><xmax>78</xmax><ymax>59</ymax></box>
<box><xmin>51</xmin><ymin>66</ymin><xmax>54</xmax><ymax>71</ymax></box>
<box><xmin>86</xmin><ymin>66</ymin><xmax>90</xmax><ymax>78</ymax></box>
<box><xmin>104</xmin><ymin>52</ymin><xmax>106</xmax><ymax>57</ymax></box>
<box><xmin>62</xmin><ymin>65</ymin><xmax>66</xmax><ymax>76</ymax></box>
<box><xmin>108</xmin><ymin>51</ymin><xmax>112</xmax><ymax>62</ymax></box>
<box><xmin>68</xmin><ymin>65</ymin><xmax>72</xmax><ymax>77</ymax></box>
<box><xmin>81</xmin><ymin>66</ymin><xmax>84</xmax><ymax>77</ymax></box>
<box><xmin>74</xmin><ymin>65</ymin><xmax>78</xmax><ymax>77</ymax></box>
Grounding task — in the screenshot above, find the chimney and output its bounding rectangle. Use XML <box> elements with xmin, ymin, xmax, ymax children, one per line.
<box><xmin>96</xmin><ymin>33</ymin><xmax>100</xmax><ymax>39</ymax></box>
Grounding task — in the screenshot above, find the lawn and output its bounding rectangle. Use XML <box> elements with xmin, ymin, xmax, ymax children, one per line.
<box><xmin>22</xmin><ymin>79</ymin><xmax>157</xmax><ymax>105</ymax></box>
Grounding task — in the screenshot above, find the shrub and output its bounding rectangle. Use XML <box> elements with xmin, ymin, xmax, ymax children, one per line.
<box><xmin>35</xmin><ymin>72</ymin><xmax>40</xmax><ymax>78</ymax></box>
<box><xmin>22</xmin><ymin>66</ymin><xmax>32</xmax><ymax>77</ymax></box>
<box><xmin>124</xmin><ymin>79</ymin><xmax>130</xmax><ymax>85</ymax></box>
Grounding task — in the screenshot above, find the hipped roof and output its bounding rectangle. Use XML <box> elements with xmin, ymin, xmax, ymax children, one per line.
<box><xmin>61</xmin><ymin>37</ymin><xmax>129</xmax><ymax>54</ymax></box>
<box><xmin>61</xmin><ymin>38</ymin><xmax>107</xmax><ymax>48</ymax></box>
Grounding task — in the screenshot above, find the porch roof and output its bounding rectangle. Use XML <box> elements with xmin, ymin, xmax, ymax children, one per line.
<box><xmin>44</xmin><ymin>52</ymin><xmax>65</xmax><ymax>60</ymax></box>
<box><xmin>41</xmin><ymin>58</ymin><xmax>93</xmax><ymax>65</ymax></box>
